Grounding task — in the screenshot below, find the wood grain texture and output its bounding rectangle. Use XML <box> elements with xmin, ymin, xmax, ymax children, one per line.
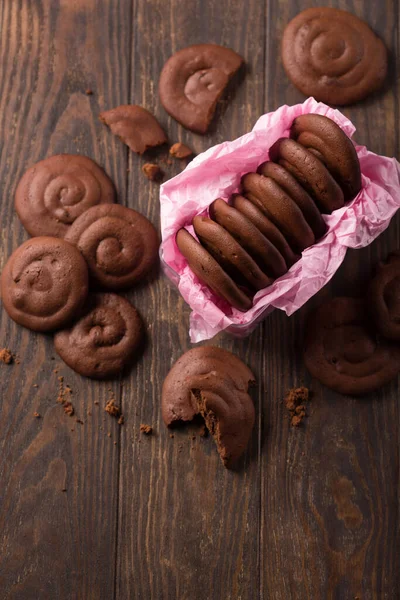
<box><xmin>115</xmin><ymin>0</ymin><xmax>265</xmax><ymax>598</ymax></box>
<box><xmin>261</xmin><ymin>1</ymin><xmax>400</xmax><ymax>599</ymax></box>
<box><xmin>0</xmin><ymin>1</ymin><xmax>131</xmax><ymax>597</ymax></box>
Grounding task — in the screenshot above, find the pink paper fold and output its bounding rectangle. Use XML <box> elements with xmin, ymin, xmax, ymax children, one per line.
<box><xmin>160</xmin><ymin>98</ymin><xmax>400</xmax><ymax>342</ymax></box>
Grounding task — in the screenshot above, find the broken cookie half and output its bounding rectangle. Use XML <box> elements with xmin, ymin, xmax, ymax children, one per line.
<box><xmin>162</xmin><ymin>347</ymin><xmax>255</xmax><ymax>468</ymax></box>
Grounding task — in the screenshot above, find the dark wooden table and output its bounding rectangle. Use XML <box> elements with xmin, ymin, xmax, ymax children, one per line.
<box><xmin>0</xmin><ymin>1</ymin><xmax>399</xmax><ymax>598</ymax></box>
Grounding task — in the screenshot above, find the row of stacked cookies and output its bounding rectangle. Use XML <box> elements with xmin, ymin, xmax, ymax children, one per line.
<box><xmin>176</xmin><ymin>114</ymin><xmax>362</xmax><ymax>310</ymax></box>
<box><xmin>1</xmin><ymin>155</ymin><xmax>158</xmax><ymax>379</ymax></box>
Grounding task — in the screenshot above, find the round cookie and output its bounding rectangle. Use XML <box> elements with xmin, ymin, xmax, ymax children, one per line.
<box><xmin>231</xmin><ymin>195</ymin><xmax>299</xmax><ymax>267</ymax></box>
<box><xmin>159</xmin><ymin>44</ymin><xmax>243</xmax><ymax>134</ymax></box>
<box><xmin>209</xmin><ymin>199</ymin><xmax>287</xmax><ymax>278</ymax></box>
<box><xmin>290</xmin><ymin>114</ymin><xmax>362</xmax><ymax>201</ymax></box>
<box><xmin>193</xmin><ymin>215</ymin><xmax>272</xmax><ymax>291</ymax></box>
<box><xmin>15</xmin><ymin>154</ymin><xmax>115</xmax><ymax>238</ymax></box>
<box><xmin>257</xmin><ymin>161</ymin><xmax>326</xmax><ymax>239</ymax></box>
<box><xmin>304</xmin><ymin>297</ymin><xmax>400</xmax><ymax>395</ymax></box>
<box><xmin>241</xmin><ymin>172</ymin><xmax>315</xmax><ymax>251</ymax></box>
<box><xmin>176</xmin><ymin>228</ymin><xmax>251</xmax><ymax>311</ymax></box>
<box><xmin>54</xmin><ymin>293</ymin><xmax>144</xmax><ymax>379</ymax></box>
<box><xmin>282</xmin><ymin>7</ymin><xmax>388</xmax><ymax>105</ymax></box>
<box><xmin>269</xmin><ymin>138</ymin><xmax>344</xmax><ymax>213</ymax></box>
<box><xmin>1</xmin><ymin>237</ymin><xmax>89</xmax><ymax>332</ymax></box>
<box><xmin>65</xmin><ymin>204</ymin><xmax>158</xmax><ymax>290</ymax></box>
<box><xmin>368</xmin><ymin>253</ymin><xmax>400</xmax><ymax>341</ymax></box>
<box><xmin>162</xmin><ymin>346</ymin><xmax>255</xmax><ymax>467</ymax></box>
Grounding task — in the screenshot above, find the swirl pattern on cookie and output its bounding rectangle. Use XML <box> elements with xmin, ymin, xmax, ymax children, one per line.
<box><xmin>369</xmin><ymin>253</ymin><xmax>400</xmax><ymax>341</ymax></box>
<box><xmin>65</xmin><ymin>204</ymin><xmax>158</xmax><ymax>290</ymax></box>
<box><xmin>15</xmin><ymin>154</ymin><xmax>115</xmax><ymax>238</ymax></box>
<box><xmin>290</xmin><ymin>114</ymin><xmax>362</xmax><ymax>201</ymax></box>
<box><xmin>159</xmin><ymin>44</ymin><xmax>243</xmax><ymax>133</ymax></box>
<box><xmin>304</xmin><ymin>297</ymin><xmax>400</xmax><ymax>395</ymax></box>
<box><xmin>54</xmin><ymin>293</ymin><xmax>144</xmax><ymax>379</ymax></box>
<box><xmin>282</xmin><ymin>7</ymin><xmax>388</xmax><ymax>105</ymax></box>
<box><xmin>1</xmin><ymin>237</ymin><xmax>89</xmax><ymax>332</ymax></box>
<box><xmin>162</xmin><ymin>346</ymin><xmax>255</xmax><ymax>467</ymax></box>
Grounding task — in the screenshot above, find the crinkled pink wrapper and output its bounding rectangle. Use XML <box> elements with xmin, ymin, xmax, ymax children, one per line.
<box><xmin>160</xmin><ymin>98</ymin><xmax>400</xmax><ymax>343</ymax></box>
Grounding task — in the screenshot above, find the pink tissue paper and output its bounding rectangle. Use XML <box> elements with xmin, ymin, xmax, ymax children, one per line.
<box><xmin>160</xmin><ymin>98</ymin><xmax>400</xmax><ymax>343</ymax></box>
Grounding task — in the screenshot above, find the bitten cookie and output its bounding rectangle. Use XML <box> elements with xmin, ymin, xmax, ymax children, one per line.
<box><xmin>269</xmin><ymin>138</ymin><xmax>344</xmax><ymax>213</ymax></box>
<box><xmin>65</xmin><ymin>204</ymin><xmax>159</xmax><ymax>290</ymax></box>
<box><xmin>193</xmin><ymin>215</ymin><xmax>272</xmax><ymax>291</ymax></box>
<box><xmin>162</xmin><ymin>346</ymin><xmax>255</xmax><ymax>467</ymax></box>
<box><xmin>15</xmin><ymin>155</ymin><xmax>116</xmax><ymax>238</ymax></box>
<box><xmin>54</xmin><ymin>293</ymin><xmax>144</xmax><ymax>379</ymax></box>
<box><xmin>282</xmin><ymin>7</ymin><xmax>387</xmax><ymax>105</ymax></box>
<box><xmin>1</xmin><ymin>237</ymin><xmax>89</xmax><ymax>332</ymax></box>
<box><xmin>369</xmin><ymin>253</ymin><xmax>400</xmax><ymax>341</ymax></box>
<box><xmin>290</xmin><ymin>114</ymin><xmax>362</xmax><ymax>201</ymax></box>
<box><xmin>99</xmin><ymin>105</ymin><xmax>167</xmax><ymax>154</ymax></box>
<box><xmin>159</xmin><ymin>44</ymin><xmax>243</xmax><ymax>134</ymax></box>
<box><xmin>175</xmin><ymin>228</ymin><xmax>251</xmax><ymax>312</ymax></box>
<box><xmin>304</xmin><ymin>297</ymin><xmax>400</xmax><ymax>395</ymax></box>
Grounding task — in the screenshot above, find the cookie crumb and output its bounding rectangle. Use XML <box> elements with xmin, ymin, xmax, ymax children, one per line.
<box><xmin>105</xmin><ymin>399</ymin><xmax>121</xmax><ymax>418</ymax></box>
<box><xmin>94</xmin><ymin>400</ymin><xmax>99</xmax><ymax>406</ymax></box>
<box><xmin>32</xmin><ymin>384</ymin><xmax>38</xmax><ymax>388</ymax></box>
<box><xmin>169</xmin><ymin>142</ymin><xmax>193</xmax><ymax>159</ymax></box>
<box><xmin>118</xmin><ymin>415</ymin><xmax>124</xmax><ymax>425</ymax></box>
<box><xmin>85</xmin><ymin>89</ymin><xmax>93</xmax><ymax>95</ymax></box>
<box><xmin>63</xmin><ymin>402</ymin><xmax>74</xmax><ymax>417</ymax></box>
<box><xmin>76</xmin><ymin>418</ymin><xmax>84</xmax><ymax>425</ymax></box>
<box><xmin>142</xmin><ymin>163</ymin><xmax>163</xmax><ymax>182</ymax></box>
<box><xmin>33</xmin><ymin>412</ymin><xmax>40</xmax><ymax>418</ymax></box>
<box><xmin>107</xmin><ymin>433</ymin><xmax>112</xmax><ymax>438</ymax></box>
<box><xmin>0</xmin><ymin>348</ymin><xmax>13</xmax><ymax>364</ymax></box>
<box><xmin>285</xmin><ymin>387</ymin><xmax>310</xmax><ymax>427</ymax></box>
<box><xmin>140</xmin><ymin>424</ymin><xmax>153</xmax><ymax>435</ymax></box>
<box><xmin>169</xmin><ymin>433</ymin><xmax>174</xmax><ymax>438</ymax></box>
<box><xmin>61</xmin><ymin>488</ymin><xmax>67</xmax><ymax>492</ymax></box>
<box><xmin>199</xmin><ymin>425</ymin><xmax>208</xmax><ymax>438</ymax></box>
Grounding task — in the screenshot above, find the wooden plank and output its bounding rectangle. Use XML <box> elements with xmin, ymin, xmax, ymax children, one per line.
<box><xmin>0</xmin><ymin>1</ymin><xmax>131</xmax><ymax>597</ymax></box>
<box><xmin>115</xmin><ymin>0</ymin><xmax>266</xmax><ymax>598</ymax></box>
<box><xmin>261</xmin><ymin>1</ymin><xmax>400</xmax><ymax>598</ymax></box>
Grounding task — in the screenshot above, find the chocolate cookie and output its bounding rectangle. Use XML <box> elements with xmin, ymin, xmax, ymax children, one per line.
<box><xmin>15</xmin><ymin>155</ymin><xmax>116</xmax><ymax>238</ymax></box>
<box><xmin>176</xmin><ymin>228</ymin><xmax>252</xmax><ymax>311</ymax></box>
<box><xmin>241</xmin><ymin>172</ymin><xmax>314</xmax><ymax>251</ymax></box>
<box><xmin>162</xmin><ymin>346</ymin><xmax>255</xmax><ymax>467</ymax></box>
<box><xmin>282</xmin><ymin>7</ymin><xmax>388</xmax><ymax>105</ymax></box>
<box><xmin>304</xmin><ymin>297</ymin><xmax>400</xmax><ymax>395</ymax></box>
<box><xmin>369</xmin><ymin>253</ymin><xmax>400</xmax><ymax>341</ymax></box>
<box><xmin>1</xmin><ymin>237</ymin><xmax>88</xmax><ymax>332</ymax></box>
<box><xmin>54</xmin><ymin>293</ymin><xmax>144</xmax><ymax>379</ymax></box>
<box><xmin>257</xmin><ymin>161</ymin><xmax>326</xmax><ymax>239</ymax></box>
<box><xmin>231</xmin><ymin>194</ymin><xmax>299</xmax><ymax>267</ymax></box>
<box><xmin>65</xmin><ymin>204</ymin><xmax>158</xmax><ymax>290</ymax></box>
<box><xmin>159</xmin><ymin>44</ymin><xmax>243</xmax><ymax>134</ymax></box>
<box><xmin>290</xmin><ymin>114</ymin><xmax>362</xmax><ymax>201</ymax></box>
<box><xmin>99</xmin><ymin>105</ymin><xmax>167</xmax><ymax>154</ymax></box>
<box><xmin>209</xmin><ymin>199</ymin><xmax>287</xmax><ymax>278</ymax></box>
<box><xmin>193</xmin><ymin>215</ymin><xmax>272</xmax><ymax>291</ymax></box>
<box><xmin>269</xmin><ymin>138</ymin><xmax>344</xmax><ymax>213</ymax></box>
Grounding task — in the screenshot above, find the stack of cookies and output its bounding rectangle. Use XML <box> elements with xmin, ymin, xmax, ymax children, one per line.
<box><xmin>176</xmin><ymin>114</ymin><xmax>362</xmax><ymax>310</ymax></box>
<box><xmin>1</xmin><ymin>154</ymin><xmax>159</xmax><ymax>379</ymax></box>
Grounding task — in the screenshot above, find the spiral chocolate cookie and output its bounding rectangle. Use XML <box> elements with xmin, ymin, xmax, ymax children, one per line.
<box><xmin>99</xmin><ymin>105</ymin><xmax>167</xmax><ymax>154</ymax></box>
<box><xmin>290</xmin><ymin>114</ymin><xmax>362</xmax><ymax>201</ymax></box>
<box><xmin>209</xmin><ymin>199</ymin><xmax>287</xmax><ymax>278</ymax></box>
<box><xmin>257</xmin><ymin>161</ymin><xmax>326</xmax><ymax>239</ymax></box>
<box><xmin>231</xmin><ymin>195</ymin><xmax>299</xmax><ymax>267</ymax></box>
<box><xmin>159</xmin><ymin>44</ymin><xmax>243</xmax><ymax>133</ymax></box>
<box><xmin>15</xmin><ymin>155</ymin><xmax>115</xmax><ymax>238</ymax></box>
<box><xmin>241</xmin><ymin>172</ymin><xmax>314</xmax><ymax>251</ymax></box>
<box><xmin>193</xmin><ymin>215</ymin><xmax>272</xmax><ymax>291</ymax></box>
<box><xmin>269</xmin><ymin>138</ymin><xmax>344</xmax><ymax>213</ymax></box>
<box><xmin>1</xmin><ymin>237</ymin><xmax>89</xmax><ymax>332</ymax></box>
<box><xmin>304</xmin><ymin>297</ymin><xmax>400</xmax><ymax>395</ymax></box>
<box><xmin>65</xmin><ymin>204</ymin><xmax>158</xmax><ymax>290</ymax></box>
<box><xmin>54</xmin><ymin>293</ymin><xmax>143</xmax><ymax>379</ymax></box>
<box><xmin>176</xmin><ymin>228</ymin><xmax>252</xmax><ymax>311</ymax></box>
<box><xmin>282</xmin><ymin>7</ymin><xmax>388</xmax><ymax>105</ymax></box>
<box><xmin>162</xmin><ymin>347</ymin><xmax>255</xmax><ymax>467</ymax></box>
<box><xmin>369</xmin><ymin>253</ymin><xmax>400</xmax><ymax>341</ymax></box>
